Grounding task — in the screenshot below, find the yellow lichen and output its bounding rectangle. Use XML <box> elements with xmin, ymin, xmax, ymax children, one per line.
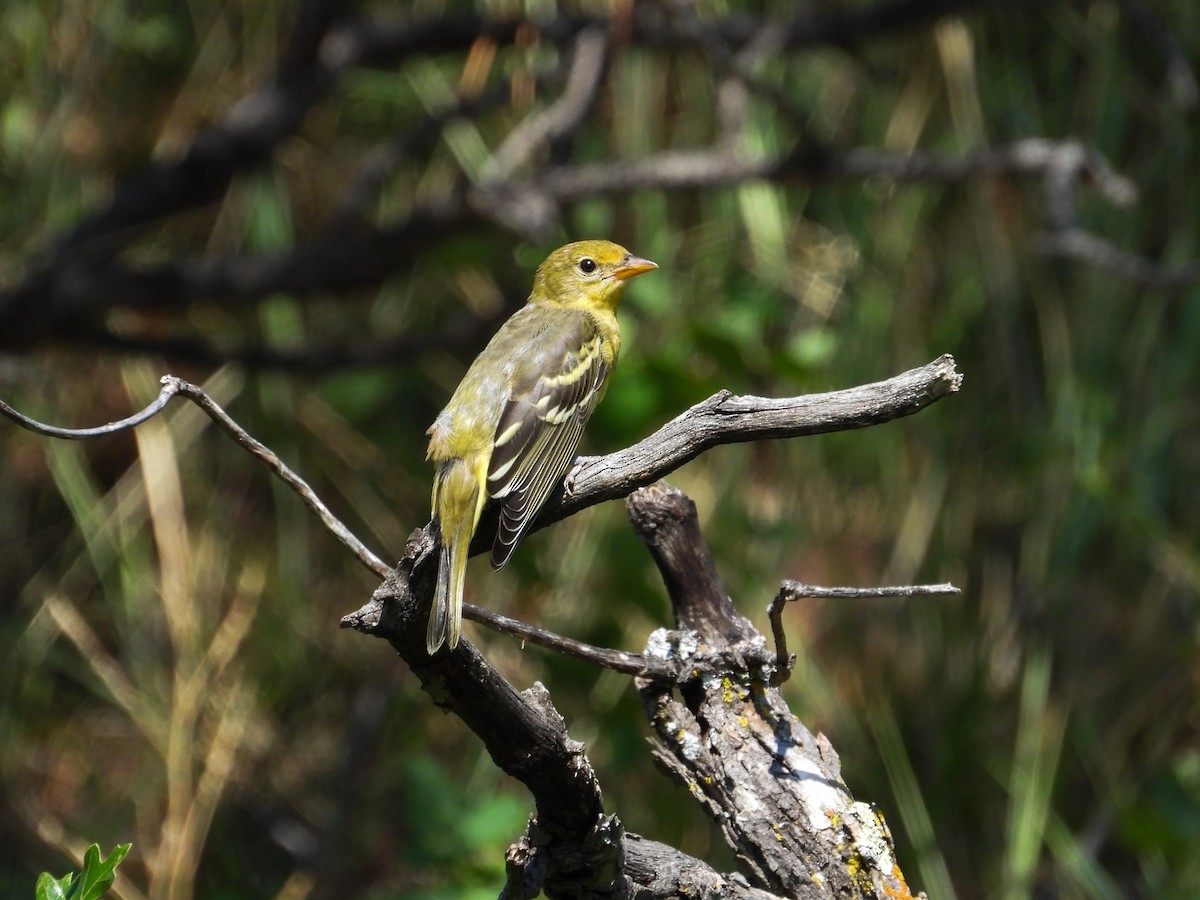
<box><xmin>845</xmin><ymin>854</ymin><xmax>874</xmax><ymax>892</ymax></box>
<box><xmin>721</xmin><ymin>677</ymin><xmax>736</xmax><ymax>704</ymax></box>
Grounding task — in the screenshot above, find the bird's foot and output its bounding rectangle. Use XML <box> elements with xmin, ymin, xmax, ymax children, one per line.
<box><xmin>563</xmin><ymin>461</ymin><xmax>584</xmax><ymax>497</ymax></box>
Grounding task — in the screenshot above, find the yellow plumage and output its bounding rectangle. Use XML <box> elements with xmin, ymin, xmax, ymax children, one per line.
<box><xmin>425</xmin><ymin>240</ymin><xmax>657</xmax><ymax>653</ymax></box>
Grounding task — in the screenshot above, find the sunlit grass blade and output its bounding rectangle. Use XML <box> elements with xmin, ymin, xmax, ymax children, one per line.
<box><xmin>1003</xmin><ymin>643</ymin><xmax>1066</xmax><ymax>900</ymax></box>
<box><xmin>869</xmin><ymin>701</ymin><xmax>958</xmax><ymax>900</ymax></box>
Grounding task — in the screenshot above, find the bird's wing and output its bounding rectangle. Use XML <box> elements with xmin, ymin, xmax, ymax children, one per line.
<box><xmin>487</xmin><ymin>314</ymin><xmax>608</xmax><ymax>569</ymax></box>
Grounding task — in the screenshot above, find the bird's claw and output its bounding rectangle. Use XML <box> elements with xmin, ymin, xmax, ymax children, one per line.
<box><xmin>563</xmin><ymin>461</ymin><xmax>583</xmax><ymax>497</ymax></box>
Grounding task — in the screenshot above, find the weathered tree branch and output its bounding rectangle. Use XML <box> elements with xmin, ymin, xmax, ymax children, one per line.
<box><xmin>4</xmin><ymin>352</ymin><xmax>959</xmax><ymax>895</ymax></box>
<box><xmin>540</xmin><ymin>353</ymin><xmax>963</xmax><ymax>523</ymax></box>
<box><xmin>344</xmin><ymin>527</ymin><xmax>627</xmax><ymax>898</ymax></box>
<box><xmin>621</xmin><ymin>834</ymin><xmax>787</xmax><ymax>900</ymax></box>
<box><xmin>628</xmin><ymin>483</ymin><xmax>915</xmax><ymax>898</ymax></box>
<box><xmin>335</xmin><ymin>359</ymin><xmax>960</xmax><ymax>895</ymax></box>
<box><xmin>343</xmin><ymin>526</ymin><xmax>775</xmax><ymax>899</ymax></box>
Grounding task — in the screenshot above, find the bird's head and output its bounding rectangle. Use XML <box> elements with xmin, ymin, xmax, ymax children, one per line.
<box><xmin>530</xmin><ymin>240</ymin><xmax>657</xmax><ymax>313</ymax></box>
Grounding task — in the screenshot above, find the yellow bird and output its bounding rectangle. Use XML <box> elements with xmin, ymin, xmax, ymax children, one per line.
<box><xmin>425</xmin><ymin>240</ymin><xmax>658</xmax><ymax>652</ymax></box>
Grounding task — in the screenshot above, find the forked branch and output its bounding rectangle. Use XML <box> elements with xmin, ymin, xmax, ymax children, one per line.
<box><xmin>3</xmin><ymin>355</ymin><xmax>961</xmax><ymax>896</ymax></box>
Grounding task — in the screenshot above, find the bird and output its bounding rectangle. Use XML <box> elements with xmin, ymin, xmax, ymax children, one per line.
<box><xmin>425</xmin><ymin>240</ymin><xmax>658</xmax><ymax>653</ymax></box>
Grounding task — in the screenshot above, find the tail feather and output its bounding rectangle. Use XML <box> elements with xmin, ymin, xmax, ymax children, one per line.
<box><xmin>427</xmin><ymin>530</ymin><xmax>468</xmax><ymax>653</ymax></box>
<box><xmin>427</xmin><ymin>457</ymin><xmax>487</xmax><ymax>653</ymax></box>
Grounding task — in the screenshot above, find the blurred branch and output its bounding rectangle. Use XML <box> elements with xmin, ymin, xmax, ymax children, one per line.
<box><xmin>526</xmin><ymin>136</ymin><xmax>1136</xmax><ymax>197</ymax></box>
<box><xmin>331</xmin><ymin>83</ymin><xmax>515</xmax><ymax>224</ymax></box>
<box><xmin>481</xmin><ymin>27</ymin><xmax>609</xmax><ymax>184</ymax></box>
<box><xmin>661</xmin><ymin>0</ymin><xmax>812</xmax><ymax>145</ymax></box>
<box><xmin>58</xmin><ymin>0</ymin><xmax>352</xmax><ymax>261</ymax></box>
<box><xmin>5</xmin><ymin>2</ymin><xmax>1188</xmax><ymax>358</ymax></box>
<box><xmin>66</xmin><ymin>305</ymin><xmax>513</xmax><ymax>372</ymax></box>
<box><xmin>1037</xmin><ymin>228</ymin><xmax>1200</xmax><ymax>288</ymax></box>
<box><xmin>10</xmin><ymin>133</ymin><xmax>1176</xmax><ymax>358</ymax></box>
<box><xmin>1114</xmin><ymin>0</ymin><xmax>1199</xmax><ymax>109</ymax></box>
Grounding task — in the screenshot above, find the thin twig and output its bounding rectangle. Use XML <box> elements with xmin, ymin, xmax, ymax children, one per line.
<box><xmin>462</xmin><ymin>603</ymin><xmax>674</xmax><ymax>679</ymax></box>
<box><xmin>469</xmin><ymin>26</ymin><xmax>611</xmax><ymax>238</ymax></box>
<box><xmin>0</xmin><ymin>386</ymin><xmax>179</xmax><ymax>439</ymax></box>
<box><xmin>1</xmin><ymin>376</ymin><xmax>392</xmax><ymax>579</ymax></box>
<box><xmin>163</xmin><ymin>377</ymin><xmax>393</xmax><ymax>579</ymax></box>
<box><xmin>767</xmin><ymin>580</ymin><xmax>961</xmax><ymax>685</ymax></box>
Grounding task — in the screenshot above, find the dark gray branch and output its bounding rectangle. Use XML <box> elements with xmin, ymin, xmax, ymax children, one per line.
<box><xmin>464</xmin><ymin>603</ymin><xmax>676</xmax><ymax>681</ymax></box>
<box><xmin>342</xmin><ymin>529</ymin><xmax>630</xmax><ymax>899</ymax></box>
<box><xmin>15</xmin><ymin>132</ymin><xmax>1147</xmax><ymax>353</ymax></box>
<box><xmin>64</xmin><ymin>299</ymin><xmax>513</xmax><ymax>372</ymax></box>
<box><xmin>3</xmin><ymin>1</ymin><xmax>1190</xmax><ymax>356</ymax></box>
<box><xmin>1037</xmin><ymin>228</ymin><xmax>1200</xmax><ymax>289</ymax></box>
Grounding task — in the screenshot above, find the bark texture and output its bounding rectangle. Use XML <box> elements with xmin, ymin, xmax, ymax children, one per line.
<box><xmin>629</xmin><ymin>483</ymin><xmax>914</xmax><ymax>899</ymax></box>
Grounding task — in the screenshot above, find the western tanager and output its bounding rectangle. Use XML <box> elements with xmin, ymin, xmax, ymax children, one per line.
<box><xmin>425</xmin><ymin>240</ymin><xmax>658</xmax><ymax>652</ymax></box>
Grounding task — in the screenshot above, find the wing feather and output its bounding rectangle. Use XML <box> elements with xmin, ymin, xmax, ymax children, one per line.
<box><xmin>486</xmin><ymin>316</ymin><xmax>609</xmax><ymax>569</ymax></box>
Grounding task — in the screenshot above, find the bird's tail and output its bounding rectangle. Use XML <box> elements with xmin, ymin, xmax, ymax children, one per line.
<box><xmin>427</xmin><ymin>458</ymin><xmax>486</xmax><ymax>653</ymax></box>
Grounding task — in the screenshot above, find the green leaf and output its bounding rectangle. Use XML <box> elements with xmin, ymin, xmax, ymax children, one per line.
<box><xmin>72</xmin><ymin>843</ymin><xmax>131</xmax><ymax>900</ymax></box>
<box><xmin>36</xmin><ymin>844</ymin><xmax>131</xmax><ymax>900</ymax></box>
<box><xmin>35</xmin><ymin>872</ymin><xmax>73</xmax><ymax>900</ymax></box>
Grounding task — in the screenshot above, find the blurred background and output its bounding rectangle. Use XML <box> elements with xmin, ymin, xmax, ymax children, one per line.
<box><xmin>1</xmin><ymin>1</ymin><xmax>1198</xmax><ymax>898</ymax></box>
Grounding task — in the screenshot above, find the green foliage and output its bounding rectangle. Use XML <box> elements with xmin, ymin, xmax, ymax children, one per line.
<box><xmin>35</xmin><ymin>844</ymin><xmax>131</xmax><ymax>900</ymax></box>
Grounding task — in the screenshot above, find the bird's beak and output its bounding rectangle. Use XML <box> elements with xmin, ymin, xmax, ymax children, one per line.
<box><xmin>610</xmin><ymin>255</ymin><xmax>658</xmax><ymax>281</ymax></box>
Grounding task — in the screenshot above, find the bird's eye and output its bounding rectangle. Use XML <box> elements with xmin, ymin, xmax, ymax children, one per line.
<box><xmin>578</xmin><ymin>257</ymin><xmax>597</xmax><ymax>274</ymax></box>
